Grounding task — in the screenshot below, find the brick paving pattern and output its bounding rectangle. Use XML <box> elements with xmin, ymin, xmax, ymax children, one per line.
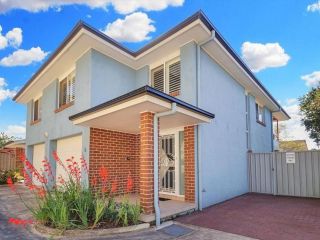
<box><xmin>178</xmin><ymin>193</ymin><xmax>320</xmax><ymax>240</ymax></box>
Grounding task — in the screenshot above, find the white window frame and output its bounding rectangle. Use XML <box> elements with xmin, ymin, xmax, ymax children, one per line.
<box><xmin>150</xmin><ymin>54</ymin><xmax>181</xmax><ymax>95</ymax></box>
<box><xmin>256</xmin><ymin>103</ymin><xmax>265</xmax><ymax>124</ymax></box>
<box><xmin>58</xmin><ymin>70</ymin><xmax>75</xmax><ymax>108</ymax></box>
<box><xmin>32</xmin><ymin>96</ymin><xmax>42</xmax><ymax>122</ymax></box>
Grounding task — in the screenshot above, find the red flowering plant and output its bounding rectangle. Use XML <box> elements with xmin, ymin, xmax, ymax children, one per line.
<box><xmin>7</xmin><ymin>152</ymin><xmax>141</xmax><ymax>230</ymax></box>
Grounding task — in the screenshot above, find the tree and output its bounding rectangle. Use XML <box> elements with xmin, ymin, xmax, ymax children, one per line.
<box><xmin>0</xmin><ymin>132</ymin><xmax>15</xmax><ymax>148</ymax></box>
<box><xmin>299</xmin><ymin>86</ymin><xmax>320</xmax><ymax>147</ymax></box>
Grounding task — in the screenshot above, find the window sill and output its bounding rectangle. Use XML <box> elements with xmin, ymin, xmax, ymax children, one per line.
<box><xmin>169</xmin><ymin>91</ymin><xmax>180</xmax><ymax>97</ymax></box>
<box><xmin>30</xmin><ymin>119</ymin><xmax>41</xmax><ymax>126</ymax></box>
<box><xmin>256</xmin><ymin>120</ymin><xmax>266</xmax><ymax>127</ymax></box>
<box><xmin>55</xmin><ymin>102</ymin><xmax>74</xmax><ymax>113</ymax></box>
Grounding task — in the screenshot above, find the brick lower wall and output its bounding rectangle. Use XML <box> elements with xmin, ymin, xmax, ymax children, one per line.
<box><xmin>89</xmin><ymin>128</ymin><xmax>140</xmax><ymax>195</ymax></box>
<box><xmin>184</xmin><ymin>125</ymin><xmax>195</xmax><ymax>202</ymax></box>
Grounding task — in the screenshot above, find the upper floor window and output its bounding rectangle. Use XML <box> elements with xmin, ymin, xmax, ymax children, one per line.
<box><xmin>59</xmin><ymin>71</ymin><xmax>75</xmax><ymax>108</ymax></box>
<box><xmin>256</xmin><ymin>103</ymin><xmax>265</xmax><ymax>125</ymax></box>
<box><xmin>32</xmin><ymin>97</ymin><xmax>41</xmax><ymax>123</ymax></box>
<box><xmin>151</xmin><ymin>57</ymin><xmax>181</xmax><ymax>96</ymax></box>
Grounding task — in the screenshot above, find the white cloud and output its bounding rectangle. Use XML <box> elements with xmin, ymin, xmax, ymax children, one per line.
<box><xmin>110</xmin><ymin>0</ymin><xmax>184</xmax><ymax>14</ymax></box>
<box><xmin>279</xmin><ymin>98</ymin><xmax>318</xmax><ymax>149</ymax></box>
<box><xmin>103</xmin><ymin>12</ymin><xmax>155</xmax><ymax>42</ymax></box>
<box><xmin>0</xmin><ymin>0</ymin><xmax>184</xmax><ymax>14</ymax></box>
<box><xmin>301</xmin><ymin>71</ymin><xmax>320</xmax><ymax>88</ymax></box>
<box><xmin>0</xmin><ymin>47</ymin><xmax>49</xmax><ymax>67</ymax></box>
<box><xmin>4</xmin><ymin>124</ymin><xmax>26</xmax><ymax>139</ymax></box>
<box><xmin>5</xmin><ymin>27</ymin><xmax>23</xmax><ymax>48</ymax></box>
<box><xmin>0</xmin><ymin>77</ymin><xmax>16</xmax><ymax>105</ymax></box>
<box><xmin>0</xmin><ymin>26</ymin><xmax>8</xmax><ymax>49</ymax></box>
<box><xmin>307</xmin><ymin>1</ymin><xmax>320</xmax><ymax>12</ymax></box>
<box><xmin>241</xmin><ymin>42</ymin><xmax>290</xmax><ymax>72</ymax></box>
<box><xmin>0</xmin><ymin>25</ymin><xmax>23</xmax><ymax>49</ymax></box>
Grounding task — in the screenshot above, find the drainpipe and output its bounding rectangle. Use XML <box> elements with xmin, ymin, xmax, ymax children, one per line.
<box><xmin>153</xmin><ymin>103</ymin><xmax>177</xmax><ymax>228</ymax></box>
<box><xmin>196</xmin><ymin>31</ymin><xmax>215</xmax><ymax>211</ymax></box>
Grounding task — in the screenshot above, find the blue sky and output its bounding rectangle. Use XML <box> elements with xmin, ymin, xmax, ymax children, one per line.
<box><xmin>0</xmin><ymin>0</ymin><xmax>319</xmax><ymax>147</ymax></box>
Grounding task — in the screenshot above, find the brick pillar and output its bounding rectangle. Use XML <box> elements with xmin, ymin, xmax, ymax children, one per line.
<box><xmin>140</xmin><ymin>112</ymin><xmax>155</xmax><ymax>214</ymax></box>
<box><xmin>184</xmin><ymin>125</ymin><xmax>195</xmax><ymax>202</ymax></box>
<box><xmin>15</xmin><ymin>147</ymin><xmax>25</xmax><ymax>174</ymax></box>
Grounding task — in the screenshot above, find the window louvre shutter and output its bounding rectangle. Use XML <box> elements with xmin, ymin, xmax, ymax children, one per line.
<box><xmin>151</xmin><ymin>65</ymin><xmax>164</xmax><ymax>92</ymax></box>
<box><xmin>59</xmin><ymin>78</ymin><xmax>67</xmax><ymax>107</ymax></box>
<box><xmin>33</xmin><ymin>99</ymin><xmax>39</xmax><ymax>121</ymax></box>
<box><xmin>168</xmin><ymin>61</ymin><xmax>181</xmax><ymax>95</ymax></box>
<box><xmin>68</xmin><ymin>72</ymin><xmax>75</xmax><ymax>102</ymax></box>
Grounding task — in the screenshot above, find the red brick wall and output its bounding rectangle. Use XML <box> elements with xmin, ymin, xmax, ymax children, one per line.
<box><xmin>184</xmin><ymin>125</ymin><xmax>195</xmax><ymax>202</ymax></box>
<box><xmin>89</xmin><ymin>128</ymin><xmax>140</xmax><ymax>195</ymax></box>
<box><xmin>139</xmin><ymin>112</ymin><xmax>155</xmax><ymax>214</ymax></box>
<box><xmin>0</xmin><ymin>147</ymin><xmax>25</xmax><ymax>173</ymax></box>
<box><xmin>15</xmin><ymin>148</ymin><xmax>25</xmax><ymax>174</ymax></box>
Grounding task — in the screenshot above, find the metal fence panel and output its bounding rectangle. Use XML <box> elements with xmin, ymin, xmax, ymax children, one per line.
<box><xmin>248</xmin><ymin>151</ymin><xmax>320</xmax><ymax>198</ymax></box>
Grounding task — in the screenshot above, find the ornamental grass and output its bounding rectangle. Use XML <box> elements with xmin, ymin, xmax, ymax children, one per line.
<box><xmin>7</xmin><ymin>152</ymin><xmax>141</xmax><ymax>230</ymax></box>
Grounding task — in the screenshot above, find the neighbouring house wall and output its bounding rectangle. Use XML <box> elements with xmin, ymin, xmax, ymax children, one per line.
<box><xmin>199</xmin><ymin>50</ymin><xmax>248</xmax><ymax>208</ymax></box>
<box><xmin>90</xmin><ymin>49</ymin><xmax>137</xmax><ymax>106</ymax></box>
<box><xmin>89</xmin><ymin>128</ymin><xmax>140</xmax><ymax>195</ymax></box>
<box><xmin>248</xmin><ymin>94</ymin><xmax>273</xmax><ymax>152</ymax></box>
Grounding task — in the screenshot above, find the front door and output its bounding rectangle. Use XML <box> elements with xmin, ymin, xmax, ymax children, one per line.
<box><xmin>159</xmin><ymin>130</ymin><xmax>184</xmax><ymax>195</ymax></box>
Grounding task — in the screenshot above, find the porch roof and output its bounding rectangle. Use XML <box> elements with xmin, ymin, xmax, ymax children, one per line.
<box><xmin>69</xmin><ymin>86</ymin><xmax>215</xmax><ymax>133</ymax></box>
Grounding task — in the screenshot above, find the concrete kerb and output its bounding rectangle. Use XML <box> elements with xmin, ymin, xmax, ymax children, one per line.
<box><xmin>30</xmin><ymin>222</ymin><xmax>150</xmax><ymax>239</ymax></box>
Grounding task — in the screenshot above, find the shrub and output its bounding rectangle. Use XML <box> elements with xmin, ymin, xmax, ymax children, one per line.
<box><xmin>7</xmin><ymin>153</ymin><xmax>141</xmax><ymax>230</ymax></box>
<box><xmin>0</xmin><ymin>169</ymin><xmax>20</xmax><ymax>185</ymax></box>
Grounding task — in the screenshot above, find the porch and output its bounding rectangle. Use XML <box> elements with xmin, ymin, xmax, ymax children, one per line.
<box><xmin>115</xmin><ymin>194</ymin><xmax>195</xmax><ymax>222</ymax></box>
<box><xmin>70</xmin><ymin>86</ymin><xmax>214</xmax><ymax>219</ymax></box>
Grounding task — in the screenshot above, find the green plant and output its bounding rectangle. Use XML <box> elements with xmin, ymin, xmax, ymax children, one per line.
<box><xmin>0</xmin><ymin>169</ymin><xmax>19</xmax><ymax>185</ymax></box>
<box><xmin>73</xmin><ymin>190</ymin><xmax>94</xmax><ymax>228</ymax></box>
<box><xmin>300</xmin><ymin>86</ymin><xmax>320</xmax><ymax>148</ymax></box>
<box><xmin>93</xmin><ymin>198</ymin><xmax>106</xmax><ymax>228</ymax></box>
<box><xmin>116</xmin><ymin>198</ymin><xmax>141</xmax><ymax>227</ymax></box>
<box><xmin>8</xmin><ymin>152</ymin><xmax>141</xmax><ymax>230</ymax></box>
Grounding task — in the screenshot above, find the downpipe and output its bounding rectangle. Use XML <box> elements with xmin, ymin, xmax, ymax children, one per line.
<box><xmin>153</xmin><ymin>103</ymin><xmax>177</xmax><ymax>228</ymax></box>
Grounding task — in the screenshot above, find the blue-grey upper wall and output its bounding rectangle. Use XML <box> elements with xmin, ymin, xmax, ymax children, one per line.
<box><xmin>199</xmin><ymin>49</ymin><xmax>248</xmax><ymax>208</ymax></box>
<box><xmin>248</xmin><ymin>95</ymin><xmax>273</xmax><ymax>152</ymax></box>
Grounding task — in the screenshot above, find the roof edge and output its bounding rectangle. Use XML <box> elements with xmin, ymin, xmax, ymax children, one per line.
<box><xmin>13</xmin><ymin>11</ymin><xmax>207</xmax><ymax>102</ymax></box>
<box><xmin>13</xmin><ymin>10</ymin><xmax>290</xmax><ymax>120</ymax></box>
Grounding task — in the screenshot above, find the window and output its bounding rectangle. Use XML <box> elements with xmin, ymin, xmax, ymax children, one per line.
<box><xmin>256</xmin><ymin>103</ymin><xmax>265</xmax><ymax>124</ymax></box>
<box><xmin>151</xmin><ymin>65</ymin><xmax>164</xmax><ymax>92</ymax></box>
<box><xmin>245</xmin><ymin>95</ymin><xmax>250</xmax><ymax>149</ymax></box>
<box><xmin>32</xmin><ymin>97</ymin><xmax>41</xmax><ymax>122</ymax></box>
<box><xmin>151</xmin><ymin>57</ymin><xmax>181</xmax><ymax>96</ymax></box>
<box><xmin>59</xmin><ymin>71</ymin><xmax>75</xmax><ymax>108</ymax></box>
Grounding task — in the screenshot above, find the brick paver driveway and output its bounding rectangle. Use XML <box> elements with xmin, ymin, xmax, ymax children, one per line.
<box><xmin>0</xmin><ymin>184</ymin><xmax>252</xmax><ymax>240</ymax></box>
<box><xmin>177</xmin><ymin>193</ymin><xmax>320</xmax><ymax>240</ymax></box>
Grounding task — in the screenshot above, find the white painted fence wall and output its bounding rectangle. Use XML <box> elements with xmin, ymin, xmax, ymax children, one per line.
<box><xmin>248</xmin><ymin>151</ymin><xmax>320</xmax><ymax>198</ymax></box>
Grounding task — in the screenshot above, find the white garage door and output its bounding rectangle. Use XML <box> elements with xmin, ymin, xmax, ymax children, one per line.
<box><xmin>33</xmin><ymin>143</ymin><xmax>45</xmax><ymax>186</ymax></box>
<box><xmin>56</xmin><ymin>135</ymin><xmax>82</xmax><ymax>183</ymax></box>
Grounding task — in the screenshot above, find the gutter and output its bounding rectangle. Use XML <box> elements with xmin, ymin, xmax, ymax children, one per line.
<box><xmin>153</xmin><ymin>103</ymin><xmax>177</xmax><ymax>228</ymax></box>
<box><xmin>196</xmin><ymin>30</ymin><xmax>215</xmax><ymax>211</ymax></box>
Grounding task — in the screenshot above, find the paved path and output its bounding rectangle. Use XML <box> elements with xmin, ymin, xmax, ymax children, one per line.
<box><xmin>0</xmin><ymin>184</ymin><xmax>252</xmax><ymax>240</ymax></box>
<box><xmin>178</xmin><ymin>193</ymin><xmax>320</xmax><ymax>240</ymax></box>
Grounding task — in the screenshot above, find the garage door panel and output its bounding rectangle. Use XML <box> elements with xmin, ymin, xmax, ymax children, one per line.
<box><xmin>56</xmin><ymin>135</ymin><xmax>82</xmax><ymax>183</ymax></box>
<box><xmin>33</xmin><ymin>143</ymin><xmax>45</xmax><ymax>186</ymax></box>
